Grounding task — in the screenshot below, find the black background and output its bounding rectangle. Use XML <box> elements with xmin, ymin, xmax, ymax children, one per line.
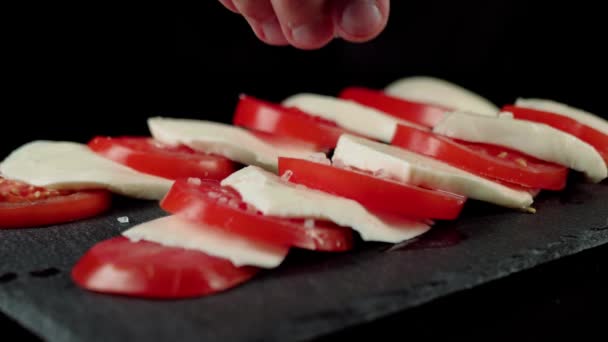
<box><xmin>2</xmin><ymin>0</ymin><xmax>605</xmax><ymax>159</ymax></box>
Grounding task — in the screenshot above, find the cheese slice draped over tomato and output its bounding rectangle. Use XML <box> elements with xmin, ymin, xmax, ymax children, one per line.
<box><xmin>0</xmin><ymin>141</ymin><xmax>172</xmax><ymax>200</ymax></box>
<box><xmin>123</xmin><ymin>215</ymin><xmax>289</xmax><ymax>268</ymax></box>
<box><xmin>433</xmin><ymin>111</ymin><xmax>607</xmax><ymax>183</ymax></box>
<box><xmin>515</xmin><ymin>98</ymin><xmax>608</xmax><ymax>136</ymax></box>
<box><xmin>148</xmin><ymin>117</ymin><xmax>321</xmax><ymax>171</ymax></box>
<box><xmin>333</xmin><ymin>134</ymin><xmax>534</xmax><ymax>210</ymax></box>
<box><xmin>220</xmin><ymin>165</ymin><xmax>431</xmax><ymax>244</ymax></box>
<box><xmin>384</xmin><ymin>76</ymin><xmax>499</xmax><ymax>116</ymax></box>
<box><xmin>282</xmin><ymin>93</ymin><xmax>425</xmax><ymax>143</ymax></box>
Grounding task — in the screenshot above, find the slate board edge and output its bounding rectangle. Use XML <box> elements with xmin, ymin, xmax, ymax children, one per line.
<box><xmin>2</xmin><ymin>231</ymin><xmax>606</xmax><ymax>342</ymax></box>
<box><xmin>285</xmin><ymin>230</ymin><xmax>608</xmax><ymax>342</ymax></box>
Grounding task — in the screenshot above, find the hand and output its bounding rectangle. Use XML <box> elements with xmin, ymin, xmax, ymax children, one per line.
<box><xmin>218</xmin><ymin>0</ymin><xmax>390</xmax><ymax>49</ymax></box>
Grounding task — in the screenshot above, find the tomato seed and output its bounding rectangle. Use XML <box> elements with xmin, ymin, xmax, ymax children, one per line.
<box><xmin>516</xmin><ymin>158</ymin><xmax>528</xmax><ymax>167</ymax></box>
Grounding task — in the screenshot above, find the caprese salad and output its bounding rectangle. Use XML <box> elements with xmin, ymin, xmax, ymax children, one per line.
<box><xmin>1</xmin><ymin>76</ymin><xmax>606</xmax><ymax>299</ymax></box>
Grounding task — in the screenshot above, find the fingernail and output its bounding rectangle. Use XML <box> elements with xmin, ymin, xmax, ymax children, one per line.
<box><xmin>339</xmin><ymin>0</ymin><xmax>382</xmax><ymax>38</ymax></box>
<box><xmin>261</xmin><ymin>18</ymin><xmax>287</xmax><ymax>45</ymax></box>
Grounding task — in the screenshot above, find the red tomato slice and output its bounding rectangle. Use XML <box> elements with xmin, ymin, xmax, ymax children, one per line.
<box><xmin>72</xmin><ymin>236</ymin><xmax>259</xmax><ymax>299</ymax></box>
<box><xmin>233</xmin><ymin>95</ymin><xmax>354</xmax><ymax>149</ymax></box>
<box><xmin>0</xmin><ymin>177</ymin><xmax>111</xmax><ymax>229</ymax></box>
<box><xmin>503</xmin><ymin>105</ymin><xmax>608</xmax><ymax>164</ymax></box>
<box><xmin>339</xmin><ymin>87</ymin><xmax>451</xmax><ymax>128</ymax></box>
<box><xmin>278</xmin><ymin>157</ymin><xmax>466</xmax><ymax>220</ymax></box>
<box><xmin>88</xmin><ymin>136</ymin><xmax>237</xmax><ymax>181</ymax></box>
<box><xmin>391</xmin><ymin>124</ymin><xmax>568</xmax><ymax>191</ymax></box>
<box><xmin>160</xmin><ymin>178</ymin><xmax>354</xmax><ymax>252</ymax></box>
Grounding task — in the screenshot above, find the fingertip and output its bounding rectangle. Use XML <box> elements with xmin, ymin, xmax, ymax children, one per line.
<box><xmin>269</xmin><ymin>0</ymin><xmax>336</xmax><ymax>50</ymax></box>
<box><xmin>243</xmin><ymin>17</ymin><xmax>289</xmax><ymax>46</ymax></box>
<box><xmin>334</xmin><ymin>0</ymin><xmax>390</xmax><ymax>42</ymax></box>
<box><xmin>231</xmin><ymin>0</ymin><xmax>289</xmax><ymax>46</ymax></box>
<box><xmin>287</xmin><ymin>20</ymin><xmax>335</xmax><ymax>50</ymax></box>
<box><xmin>259</xmin><ymin>17</ymin><xmax>290</xmax><ymax>46</ymax></box>
<box><xmin>218</xmin><ymin>0</ymin><xmax>240</xmax><ymax>13</ymax></box>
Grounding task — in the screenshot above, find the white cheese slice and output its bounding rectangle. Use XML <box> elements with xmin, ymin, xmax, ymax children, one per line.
<box><xmin>221</xmin><ymin>166</ymin><xmax>431</xmax><ymax>244</ymax></box>
<box><xmin>515</xmin><ymin>98</ymin><xmax>608</xmax><ymax>136</ymax></box>
<box><xmin>385</xmin><ymin>76</ymin><xmax>499</xmax><ymax>116</ymax></box>
<box><xmin>0</xmin><ymin>141</ymin><xmax>172</xmax><ymax>200</ymax></box>
<box><xmin>148</xmin><ymin>117</ymin><xmax>320</xmax><ymax>171</ymax></box>
<box><xmin>123</xmin><ymin>215</ymin><xmax>288</xmax><ymax>268</ymax></box>
<box><xmin>282</xmin><ymin>93</ymin><xmax>425</xmax><ymax>143</ymax></box>
<box><xmin>333</xmin><ymin>134</ymin><xmax>534</xmax><ymax>210</ymax></box>
<box><xmin>433</xmin><ymin>111</ymin><xmax>607</xmax><ymax>183</ymax></box>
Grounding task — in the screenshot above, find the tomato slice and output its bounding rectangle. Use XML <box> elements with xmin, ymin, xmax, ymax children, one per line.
<box><xmin>278</xmin><ymin>157</ymin><xmax>466</xmax><ymax>220</ymax></box>
<box><xmin>503</xmin><ymin>105</ymin><xmax>608</xmax><ymax>164</ymax></box>
<box><xmin>391</xmin><ymin>124</ymin><xmax>568</xmax><ymax>190</ymax></box>
<box><xmin>233</xmin><ymin>95</ymin><xmax>354</xmax><ymax>149</ymax></box>
<box><xmin>339</xmin><ymin>87</ymin><xmax>451</xmax><ymax>128</ymax></box>
<box><xmin>88</xmin><ymin>136</ymin><xmax>237</xmax><ymax>181</ymax></box>
<box><xmin>72</xmin><ymin>236</ymin><xmax>259</xmax><ymax>299</ymax></box>
<box><xmin>160</xmin><ymin>178</ymin><xmax>354</xmax><ymax>252</ymax></box>
<box><xmin>0</xmin><ymin>177</ymin><xmax>111</xmax><ymax>229</ymax></box>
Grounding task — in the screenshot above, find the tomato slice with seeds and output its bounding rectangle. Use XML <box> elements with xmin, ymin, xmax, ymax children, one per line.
<box><xmin>160</xmin><ymin>178</ymin><xmax>354</xmax><ymax>252</ymax></box>
<box><xmin>391</xmin><ymin>124</ymin><xmax>568</xmax><ymax>190</ymax></box>
<box><xmin>502</xmin><ymin>105</ymin><xmax>608</xmax><ymax>164</ymax></box>
<box><xmin>0</xmin><ymin>177</ymin><xmax>111</xmax><ymax>229</ymax></box>
<box><xmin>72</xmin><ymin>236</ymin><xmax>259</xmax><ymax>299</ymax></box>
<box><xmin>88</xmin><ymin>136</ymin><xmax>237</xmax><ymax>181</ymax></box>
<box><xmin>233</xmin><ymin>95</ymin><xmax>355</xmax><ymax>149</ymax></box>
<box><xmin>278</xmin><ymin>157</ymin><xmax>466</xmax><ymax>220</ymax></box>
<box><xmin>339</xmin><ymin>87</ymin><xmax>451</xmax><ymax>128</ymax></box>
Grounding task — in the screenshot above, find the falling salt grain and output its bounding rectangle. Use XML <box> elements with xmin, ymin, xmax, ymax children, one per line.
<box><xmin>281</xmin><ymin>170</ymin><xmax>293</xmax><ymax>181</ymax></box>
<box><xmin>217</xmin><ymin>197</ymin><xmax>229</xmax><ymax>205</ymax></box>
<box><xmin>187</xmin><ymin>177</ymin><xmax>202</xmax><ymax>186</ymax></box>
<box><xmin>304</xmin><ymin>219</ymin><xmax>315</xmax><ymax>228</ymax></box>
<box><xmin>117</xmin><ymin>216</ymin><xmax>130</xmax><ymax>224</ymax></box>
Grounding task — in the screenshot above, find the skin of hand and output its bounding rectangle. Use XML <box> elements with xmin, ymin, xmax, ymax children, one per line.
<box><xmin>218</xmin><ymin>0</ymin><xmax>390</xmax><ymax>49</ymax></box>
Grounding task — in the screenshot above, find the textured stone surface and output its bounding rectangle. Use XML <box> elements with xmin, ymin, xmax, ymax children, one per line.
<box><xmin>1</xmin><ymin>183</ymin><xmax>607</xmax><ymax>342</ymax></box>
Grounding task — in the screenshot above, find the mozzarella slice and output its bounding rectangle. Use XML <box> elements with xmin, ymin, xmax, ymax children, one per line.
<box><xmin>0</xmin><ymin>141</ymin><xmax>172</xmax><ymax>200</ymax></box>
<box><xmin>385</xmin><ymin>76</ymin><xmax>499</xmax><ymax>116</ymax></box>
<box><xmin>434</xmin><ymin>111</ymin><xmax>607</xmax><ymax>183</ymax></box>
<box><xmin>282</xmin><ymin>93</ymin><xmax>425</xmax><ymax>143</ymax></box>
<box><xmin>333</xmin><ymin>134</ymin><xmax>534</xmax><ymax>210</ymax></box>
<box><xmin>123</xmin><ymin>215</ymin><xmax>288</xmax><ymax>268</ymax></box>
<box><xmin>148</xmin><ymin>117</ymin><xmax>320</xmax><ymax>171</ymax></box>
<box><xmin>515</xmin><ymin>98</ymin><xmax>608</xmax><ymax>136</ymax></box>
<box><xmin>221</xmin><ymin>166</ymin><xmax>431</xmax><ymax>244</ymax></box>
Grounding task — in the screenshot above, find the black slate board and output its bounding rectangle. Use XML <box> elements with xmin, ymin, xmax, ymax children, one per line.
<box><xmin>1</xmin><ymin>182</ymin><xmax>608</xmax><ymax>342</ymax></box>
